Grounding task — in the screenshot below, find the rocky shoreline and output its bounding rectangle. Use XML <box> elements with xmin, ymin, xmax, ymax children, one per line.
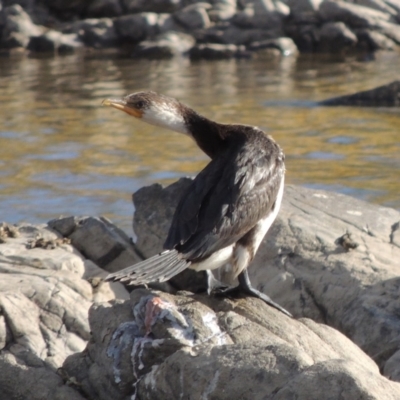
<box><xmin>1</xmin><ymin>180</ymin><xmax>400</xmax><ymax>399</ymax></box>
<box><xmin>1</xmin><ymin>0</ymin><xmax>400</xmax><ymax>59</ymax></box>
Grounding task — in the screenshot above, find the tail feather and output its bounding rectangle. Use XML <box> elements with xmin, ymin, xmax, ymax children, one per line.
<box><xmin>105</xmin><ymin>250</ymin><xmax>190</xmax><ymax>285</ymax></box>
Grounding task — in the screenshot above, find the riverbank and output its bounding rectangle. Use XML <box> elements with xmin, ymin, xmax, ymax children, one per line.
<box><xmin>1</xmin><ymin>181</ymin><xmax>400</xmax><ymax>399</ymax></box>
<box><xmin>1</xmin><ymin>0</ymin><xmax>400</xmax><ymax>59</ymax></box>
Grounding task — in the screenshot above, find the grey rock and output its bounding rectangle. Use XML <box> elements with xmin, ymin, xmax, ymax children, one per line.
<box><xmin>384</xmin><ymin>349</ymin><xmax>400</xmax><ymax>381</ymax></box>
<box><xmin>232</xmin><ymin>0</ymin><xmax>289</xmax><ymax>31</ymax></box>
<box><xmin>130</xmin><ymin>179</ymin><xmax>400</xmax><ymax>377</ymax></box>
<box><xmin>208</xmin><ymin>0</ymin><xmax>237</xmax><ymax>21</ymax></box>
<box><xmin>0</xmin><ymin>222</ymin><xmax>104</xmax><ymax>400</ymax></box>
<box><xmin>157</xmin><ymin>12</ymin><xmax>187</xmax><ymax>33</ymax></box>
<box><xmin>114</xmin><ymin>13</ymin><xmax>159</xmax><ymax>42</ymax></box>
<box><xmin>320</xmin><ymin>80</ymin><xmax>400</xmax><ymax>106</ymax></box>
<box><xmin>248</xmin><ymin>36</ymin><xmax>299</xmax><ymax>55</ymax></box>
<box><xmin>173</xmin><ymin>2</ymin><xmax>212</xmax><ymax>30</ymax></box>
<box><xmin>378</xmin><ymin>19</ymin><xmax>400</xmax><ymax>43</ymax></box>
<box><xmin>122</xmin><ymin>0</ymin><xmax>182</xmax><ymax>13</ymax></box>
<box><xmin>352</xmin><ymin>0</ymin><xmax>399</xmax><ymax>16</ymax></box>
<box><xmin>319</xmin><ymin>0</ymin><xmax>396</xmax><ymax>28</ymax></box>
<box><xmin>214</xmin><ymin>25</ymin><xmax>282</xmax><ymax>45</ymax></box>
<box><xmin>132</xmin><ymin>30</ymin><xmax>195</xmax><ymax>57</ymax></box>
<box><xmin>318</xmin><ymin>21</ymin><xmax>358</xmax><ymax>53</ymax></box>
<box><xmin>133</xmin><ymin>178</ymin><xmax>192</xmax><ymax>257</ymax></box>
<box><xmin>86</xmin><ymin>0</ymin><xmax>123</xmax><ymax>18</ymax></box>
<box><xmin>0</xmin><ymin>4</ymin><xmax>43</xmax><ymax>49</ymax></box>
<box><xmin>285</xmin><ymin>0</ymin><xmax>322</xmax><ymax>15</ymax></box>
<box><xmin>189</xmin><ymin>42</ymin><xmax>249</xmax><ymax>59</ymax></box>
<box><xmin>64</xmin><ymin>18</ymin><xmax>118</xmax><ymax>48</ymax></box>
<box><xmin>63</xmin><ymin>289</ymin><xmax>400</xmax><ymax>399</ymax></box>
<box><xmin>42</xmin><ymin>0</ymin><xmax>86</xmax><ymax>20</ymax></box>
<box><xmin>27</xmin><ymin>30</ymin><xmax>81</xmax><ymax>53</ymax></box>
<box><xmin>284</xmin><ymin>23</ymin><xmax>319</xmax><ymax>52</ymax></box>
<box><xmin>356</xmin><ymin>28</ymin><xmax>396</xmax><ymax>50</ymax></box>
<box><xmin>49</xmin><ymin>216</ymin><xmax>142</xmax><ymax>273</ymax></box>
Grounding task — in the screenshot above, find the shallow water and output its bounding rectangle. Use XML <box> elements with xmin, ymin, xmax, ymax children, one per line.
<box><xmin>1</xmin><ymin>51</ymin><xmax>399</xmax><ymax>234</ymax></box>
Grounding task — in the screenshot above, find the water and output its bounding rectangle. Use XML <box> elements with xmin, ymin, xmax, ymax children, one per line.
<box><xmin>1</xmin><ymin>51</ymin><xmax>399</xmax><ymax>234</ymax></box>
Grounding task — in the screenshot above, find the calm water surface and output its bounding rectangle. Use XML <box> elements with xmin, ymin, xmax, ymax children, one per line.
<box><xmin>1</xmin><ymin>51</ymin><xmax>399</xmax><ymax>234</ymax></box>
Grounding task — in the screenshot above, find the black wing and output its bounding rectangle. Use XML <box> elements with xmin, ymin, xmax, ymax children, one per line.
<box><xmin>164</xmin><ymin>135</ymin><xmax>285</xmax><ymax>261</ymax></box>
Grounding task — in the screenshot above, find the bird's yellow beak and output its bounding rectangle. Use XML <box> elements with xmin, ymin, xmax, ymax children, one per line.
<box><xmin>102</xmin><ymin>98</ymin><xmax>143</xmax><ymax>118</ymax></box>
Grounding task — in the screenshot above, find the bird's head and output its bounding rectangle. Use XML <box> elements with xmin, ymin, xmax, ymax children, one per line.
<box><xmin>102</xmin><ymin>91</ymin><xmax>190</xmax><ymax>136</ymax></box>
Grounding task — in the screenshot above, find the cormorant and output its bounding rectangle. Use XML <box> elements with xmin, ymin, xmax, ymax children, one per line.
<box><xmin>102</xmin><ymin>91</ymin><xmax>291</xmax><ymax>317</ymax></box>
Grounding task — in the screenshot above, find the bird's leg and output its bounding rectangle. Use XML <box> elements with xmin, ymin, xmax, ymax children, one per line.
<box><xmin>214</xmin><ymin>269</ymin><xmax>292</xmax><ymax>317</ymax></box>
<box><xmin>206</xmin><ymin>270</ymin><xmax>229</xmax><ymax>295</ymax></box>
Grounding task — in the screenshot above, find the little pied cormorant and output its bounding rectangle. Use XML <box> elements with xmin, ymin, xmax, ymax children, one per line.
<box><xmin>102</xmin><ymin>91</ymin><xmax>291</xmax><ymax>317</ymax></box>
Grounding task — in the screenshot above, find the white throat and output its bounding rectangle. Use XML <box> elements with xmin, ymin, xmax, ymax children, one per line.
<box><xmin>143</xmin><ymin>103</ymin><xmax>190</xmax><ymax>137</ymax></box>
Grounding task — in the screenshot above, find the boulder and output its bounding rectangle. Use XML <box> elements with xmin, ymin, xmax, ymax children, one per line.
<box><xmin>232</xmin><ymin>0</ymin><xmax>289</xmax><ymax>32</ymax></box>
<box><xmin>189</xmin><ymin>42</ymin><xmax>249</xmax><ymax>59</ymax></box>
<box><xmin>64</xmin><ymin>18</ymin><xmax>118</xmax><ymax>48</ymax></box>
<box><xmin>48</xmin><ymin>216</ymin><xmax>142</xmax><ymax>273</ymax></box>
<box><xmin>318</xmin><ymin>21</ymin><xmax>358</xmax><ymax>53</ymax></box>
<box><xmin>27</xmin><ymin>30</ymin><xmax>81</xmax><ymax>53</ymax></box>
<box><xmin>352</xmin><ymin>0</ymin><xmax>399</xmax><ymax>16</ymax></box>
<box><xmin>62</xmin><ymin>289</ymin><xmax>400</xmax><ymax>399</ymax></box>
<box><xmin>130</xmin><ymin>179</ymin><xmax>400</xmax><ymax>376</ymax></box>
<box><xmin>319</xmin><ymin>0</ymin><xmax>396</xmax><ymax>28</ymax></box>
<box><xmin>114</xmin><ymin>12</ymin><xmax>159</xmax><ymax>43</ymax></box>
<box><xmin>86</xmin><ymin>0</ymin><xmax>123</xmax><ymax>18</ymax></box>
<box><xmin>132</xmin><ymin>31</ymin><xmax>195</xmax><ymax>58</ymax></box>
<box><xmin>248</xmin><ymin>36</ymin><xmax>299</xmax><ymax>55</ymax></box>
<box><xmin>0</xmin><ymin>222</ymin><xmax>114</xmax><ymax>400</ymax></box>
<box><xmin>319</xmin><ymin>80</ymin><xmax>400</xmax><ymax>106</ymax></box>
<box><xmin>355</xmin><ymin>28</ymin><xmax>396</xmax><ymax>50</ymax></box>
<box><xmin>40</xmin><ymin>0</ymin><xmax>86</xmax><ymax>21</ymax></box>
<box><xmin>122</xmin><ymin>0</ymin><xmax>182</xmax><ymax>13</ymax></box>
<box><xmin>173</xmin><ymin>2</ymin><xmax>212</xmax><ymax>30</ymax></box>
<box><xmin>0</xmin><ymin>4</ymin><xmax>43</xmax><ymax>49</ymax></box>
<box><xmin>208</xmin><ymin>0</ymin><xmax>237</xmax><ymax>21</ymax></box>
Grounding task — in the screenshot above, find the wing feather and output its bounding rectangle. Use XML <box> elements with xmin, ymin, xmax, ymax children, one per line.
<box><xmin>165</xmin><ymin>134</ymin><xmax>285</xmax><ymax>261</ymax></box>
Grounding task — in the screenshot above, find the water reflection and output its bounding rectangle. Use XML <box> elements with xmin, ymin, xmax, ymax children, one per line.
<box><xmin>0</xmin><ymin>52</ymin><xmax>399</xmax><ymax>233</ymax></box>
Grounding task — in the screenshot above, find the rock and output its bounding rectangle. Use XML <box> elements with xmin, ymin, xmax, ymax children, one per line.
<box><xmin>208</xmin><ymin>0</ymin><xmax>237</xmax><ymax>21</ymax></box>
<box><xmin>384</xmin><ymin>349</ymin><xmax>400</xmax><ymax>381</ymax></box>
<box><xmin>0</xmin><ymin>222</ymin><xmax>103</xmax><ymax>399</ymax></box>
<box><xmin>132</xmin><ymin>30</ymin><xmax>196</xmax><ymax>58</ymax></box>
<box><xmin>48</xmin><ymin>216</ymin><xmax>142</xmax><ymax>273</ymax></box>
<box><xmin>319</xmin><ymin>0</ymin><xmax>396</xmax><ymax>28</ymax></box>
<box><xmin>62</xmin><ymin>289</ymin><xmax>400</xmax><ymax>399</ymax></box>
<box><xmin>355</xmin><ymin>28</ymin><xmax>397</xmax><ymax>50</ymax></box>
<box><xmin>285</xmin><ymin>0</ymin><xmax>322</xmax><ymax>16</ymax></box>
<box><xmin>319</xmin><ymin>80</ymin><xmax>400</xmax><ymax>106</ymax></box>
<box><xmin>0</xmin><ymin>4</ymin><xmax>43</xmax><ymax>49</ymax></box>
<box><xmin>114</xmin><ymin>13</ymin><xmax>159</xmax><ymax>43</ymax></box>
<box><xmin>189</xmin><ymin>42</ymin><xmax>249</xmax><ymax>59</ymax></box>
<box><xmin>352</xmin><ymin>0</ymin><xmax>399</xmax><ymax>17</ymax></box>
<box><xmin>133</xmin><ymin>179</ymin><xmax>192</xmax><ymax>257</ymax></box>
<box><xmin>41</xmin><ymin>0</ymin><xmax>86</xmax><ymax>21</ymax></box>
<box><xmin>122</xmin><ymin>0</ymin><xmax>182</xmax><ymax>13</ymax></box>
<box><xmin>130</xmin><ymin>179</ymin><xmax>400</xmax><ymax>377</ymax></box>
<box><xmin>227</xmin><ymin>27</ymin><xmax>284</xmax><ymax>45</ymax></box>
<box><xmin>173</xmin><ymin>2</ymin><xmax>211</xmax><ymax>30</ymax></box>
<box><xmin>378</xmin><ymin>20</ymin><xmax>400</xmax><ymax>43</ymax></box>
<box><xmin>284</xmin><ymin>22</ymin><xmax>319</xmax><ymax>52</ymax></box>
<box><xmin>27</xmin><ymin>30</ymin><xmax>81</xmax><ymax>53</ymax></box>
<box><xmin>64</xmin><ymin>18</ymin><xmax>118</xmax><ymax>48</ymax></box>
<box><xmin>248</xmin><ymin>36</ymin><xmax>299</xmax><ymax>55</ymax></box>
<box><xmin>232</xmin><ymin>0</ymin><xmax>289</xmax><ymax>31</ymax></box>
<box><xmin>86</xmin><ymin>0</ymin><xmax>123</xmax><ymax>18</ymax></box>
<box><xmin>318</xmin><ymin>21</ymin><xmax>358</xmax><ymax>53</ymax></box>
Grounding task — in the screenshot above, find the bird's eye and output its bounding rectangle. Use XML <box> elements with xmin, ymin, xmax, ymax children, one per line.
<box><xmin>136</xmin><ymin>101</ymin><xmax>145</xmax><ymax>108</ymax></box>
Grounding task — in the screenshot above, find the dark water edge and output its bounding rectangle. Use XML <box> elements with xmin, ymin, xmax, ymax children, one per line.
<box><xmin>1</xmin><ymin>51</ymin><xmax>399</xmax><ymax>234</ymax></box>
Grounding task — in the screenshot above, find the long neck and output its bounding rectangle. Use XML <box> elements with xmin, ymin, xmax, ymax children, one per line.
<box><xmin>183</xmin><ymin>108</ymin><xmax>228</xmax><ymax>159</ymax></box>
